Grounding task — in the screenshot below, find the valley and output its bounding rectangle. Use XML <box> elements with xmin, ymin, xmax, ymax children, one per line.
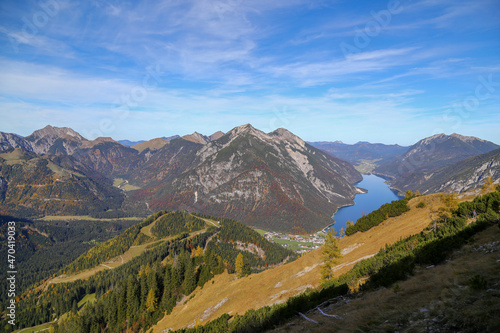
<box><xmin>2</xmin><ymin>2</ymin><xmax>499</xmax><ymax>332</ymax></box>
<box><xmin>1</xmin><ymin>124</ymin><xmax>499</xmax><ymax>333</ymax></box>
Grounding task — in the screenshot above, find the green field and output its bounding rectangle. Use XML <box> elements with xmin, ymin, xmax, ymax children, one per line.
<box><xmin>113</xmin><ymin>178</ymin><xmax>141</xmax><ymax>191</ymax></box>
<box><xmin>77</xmin><ymin>293</ymin><xmax>96</xmax><ymax>310</ymax></box>
<box><xmin>353</xmin><ymin>159</ymin><xmax>381</xmax><ymax>174</ymax></box>
<box><xmin>272</xmin><ymin>238</ymin><xmax>315</xmax><ymax>251</ymax></box>
<box><xmin>253</xmin><ymin>228</ymin><xmax>267</xmax><ymax>235</ymax></box>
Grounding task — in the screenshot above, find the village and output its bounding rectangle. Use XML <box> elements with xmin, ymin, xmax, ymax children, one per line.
<box><xmin>261</xmin><ymin>231</ymin><xmax>326</xmax><ymax>254</ymax></box>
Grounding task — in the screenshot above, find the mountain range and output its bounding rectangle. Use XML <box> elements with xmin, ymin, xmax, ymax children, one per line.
<box><xmin>308</xmin><ymin>140</ymin><xmax>408</xmax><ymax>166</ymax></box>
<box><xmin>0</xmin><ymin>124</ymin><xmax>362</xmax><ymax>232</ymax></box>
<box><xmin>1</xmin><ymin>125</ymin><xmax>498</xmax><ymax>231</ymax></box>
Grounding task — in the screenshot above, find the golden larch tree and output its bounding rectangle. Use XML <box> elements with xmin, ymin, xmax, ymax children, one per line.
<box><xmin>320</xmin><ymin>229</ymin><xmax>342</xmax><ymax>283</ymax></box>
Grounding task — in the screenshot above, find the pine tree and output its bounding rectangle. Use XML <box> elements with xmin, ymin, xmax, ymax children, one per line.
<box><xmin>126</xmin><ymin>277</ymin><xmax>140</xmax><ymax>325</ymax></box>
<box><xmin>183</xmin><ymin>257</ymin><xmax>197</xmax><ymax>295</ymax></box>
<box><xmin>161</xmin><ymin>266</ymin><xmax>173</xmax><ymax>309</ymax></box>
<box><xmin>320</xmin><ymin>229</ymin><xmax>342</xmax><ymax>283</ymax></box>
<box><xmin>139</xmin><ymin>272</ymin><xmax>148</xmax><ymax>310</ymax></box>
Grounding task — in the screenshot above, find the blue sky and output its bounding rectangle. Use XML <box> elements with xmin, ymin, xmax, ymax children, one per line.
<box><xmin>0</xmin><ymin>0</ymin><xmax>499</xmax><ymax>145</ymax></box>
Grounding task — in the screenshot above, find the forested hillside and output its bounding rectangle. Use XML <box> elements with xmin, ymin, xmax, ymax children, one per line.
<box><xmin>0</xmin><ymin>149</ymin><xmax>124</xmax><ymax>217</ymax></box>
<box><xmin>0</xmin><ymin>211</ymin><xmax>295</xmax><ymax>333</ymax></box>
<box><xmin>0</xmin><ymin>216</ymin><xmax>138</xmax><ymax>321</ymax></box>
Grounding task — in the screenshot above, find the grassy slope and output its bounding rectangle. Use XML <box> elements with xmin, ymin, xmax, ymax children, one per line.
<box><xmin>152</xmin><ymin>192</ymin><xmax>467</xmax><ymax>331</ymax></box>
<box><xmin>43</xmin><ymin>214</ymin><xmax>206</xmax><ymax>286</ymax></box>
<box><xmin>270</xmin><ymin>224</ymin><xmax>500</xmax><ymax>332</ymax></box>
<box><xmin>13</xmin><ymin>323</ymin><xmax>53</xmax><ymax>333</ymax></box>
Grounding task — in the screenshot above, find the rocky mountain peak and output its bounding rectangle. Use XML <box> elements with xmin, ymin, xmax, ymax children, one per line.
<box><xmin>209</xmin><ymin>131</ymin><xmax>224</xmax><ymax>141</ymax></box>
<box><xmin>22</xmin><ymin>125</ymin><xmax>87</xmax><ymax>155</ymax></box>
<box><xmin>450</xmin><ymin>133</ymin><xmax>486</xmax><ymax>143</ymax></box>
<box><xmin>269</xmin><ymin>128</ymin><xmax>306</xmax><ymax>147</ymax></box>
<box><xmin>29</xmin><ymin>125</ymin><xmax>87</xmax><ymax>142</ymax></box>
<box><xmin>227</xmin><ymin>123</ymin><xmax>267</xmax><ymax>141</ymax></box>
<box><xmin>182</xmin><ymin>132</ymin><xmax>210</xmax><ymax>144</ymax></box>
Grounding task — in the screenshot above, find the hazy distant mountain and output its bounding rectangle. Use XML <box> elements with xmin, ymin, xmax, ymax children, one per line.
<box><xmin>309</xmin><ymin>141</ymin><xmax>409</xmax><ymax>167</ymax></box>
<box><xmin>131</xmin><ymin>124</ymin><xmax>362</xmax><ymax>233</ymax></box>
<box><xmin>120</xmin><ymin>136</ymin><xmax>181</xmax><ymax>147</ymax></box>
<box><xmin>181</xmin><ymin>131</ymin><xmax>225</xmax><ymax>145</ymax></box>
<box><xmin>162</xmin><ymin>135</ymin><xmax>181</xmax><ymax>141</ymax></box>
<box><xmin>375</xmin><ymin>133</ymin><xmax>499</xmax><ymax>177</ymax></box>
<box><xmin>374</xmin><ymin>133</ymin><xmax>499</xmax><ymax>194</ymax></box>
<box><xmin>118</xmin><ymin>139</ymin><xmax>145</xmax><ymax>147</ymax></box>
<box><xmin>391</xmin><ymin>148</ymin><xmax>500</xmax><ymax>194</ymax></box>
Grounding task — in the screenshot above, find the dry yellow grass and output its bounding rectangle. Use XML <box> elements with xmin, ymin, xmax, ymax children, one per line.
<box><xmin>47</xmin><ymin>241</ymin><xmax>153</xmax><ymax>284</ymax></box>
<box><xmin>271</xmin><ymin>224</ymin><xmax>500</xmax><ymax>332</ymax></box>
<box><xmin>151</xmin><ymin>193</ymin><xmax>459</xmax><ymax>332</ymax></box>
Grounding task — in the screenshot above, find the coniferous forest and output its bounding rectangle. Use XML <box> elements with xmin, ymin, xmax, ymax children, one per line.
<box><xmin>0</xmin><ymin>211</ymin><xmax>296</xmax><ymax>333</ymax></box>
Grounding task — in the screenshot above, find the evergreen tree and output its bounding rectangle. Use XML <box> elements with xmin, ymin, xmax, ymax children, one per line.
<box><xmin>161</xmin><ymin>266</ymin><xmax>173</xmax><ymax>309</ymax></box>
<box><xmin>139</xmin><ymin>272</ymin><xmax>148</xmax><ymax>311</ymax></box>
<box><xmin>183</xmin><ymin>257</ymin><xmax>197</xmax><ymax>295</ymax></box>
<box><xmin>320</xmin><ymin>229</ymin><xmax>342</xmax><ymax>282</ymax></box>
<box><xmin>117</xmin><ymin>287</ymin><xmax>127</xmax><ymax>326</ymax></box>
<box><xmin>126</xmin><ymin>277</ymin><xmax>140</xmax><ymax>325</ymax></box>
<box><xmin>148</xmin><ymin>270</ymin><xmax>159</xmax><ymax>300</ymax></box>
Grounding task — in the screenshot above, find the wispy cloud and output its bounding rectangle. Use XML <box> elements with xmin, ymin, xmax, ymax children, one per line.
<box><xmin>0</xmin><ymin>0</ymin><xmax>499</xmax><ymax>144</ymax></box>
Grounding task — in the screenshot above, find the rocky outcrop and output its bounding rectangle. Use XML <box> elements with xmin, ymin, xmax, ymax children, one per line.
<box><xmin>0</xmin><ymin>132</ymin><xmax>31</xmax><ymax>151</ymax></box>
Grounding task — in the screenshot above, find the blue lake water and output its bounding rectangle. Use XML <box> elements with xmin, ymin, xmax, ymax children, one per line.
<box><xmin>329</xmin><ymin>174</ymin><xmax>402</xmax><ymax>234</ymax></box>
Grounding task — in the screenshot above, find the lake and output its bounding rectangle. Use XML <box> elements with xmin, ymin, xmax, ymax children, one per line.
<box><xmin>328</xmin><ymin>174</ymin><xmax>402</xmax><ymax>234</ymax></box>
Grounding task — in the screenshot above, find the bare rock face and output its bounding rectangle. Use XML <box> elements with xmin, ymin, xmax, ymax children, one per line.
<box><xmin>25</xmin><ymin>125</ymin><xmax>88</xmax><ymax>155</ymax></box>
<box><xmin>0</xmin><ymin>125</ymin><xmax>88</xmax><ymax>155</ymax></box>
<box><xmin>135</xmin><ymin>124</ymin><xmax>362</xmax><ymax>233</ymax></box>
<box><xmin>412</xmin><ymin>148</ymin><xmax>500</xmax><ymax>194</ymax></box>
<box><xmin>0</xmin><ymin>132</ymin><xmax>32</xmax><ymax>151</ymax></box>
